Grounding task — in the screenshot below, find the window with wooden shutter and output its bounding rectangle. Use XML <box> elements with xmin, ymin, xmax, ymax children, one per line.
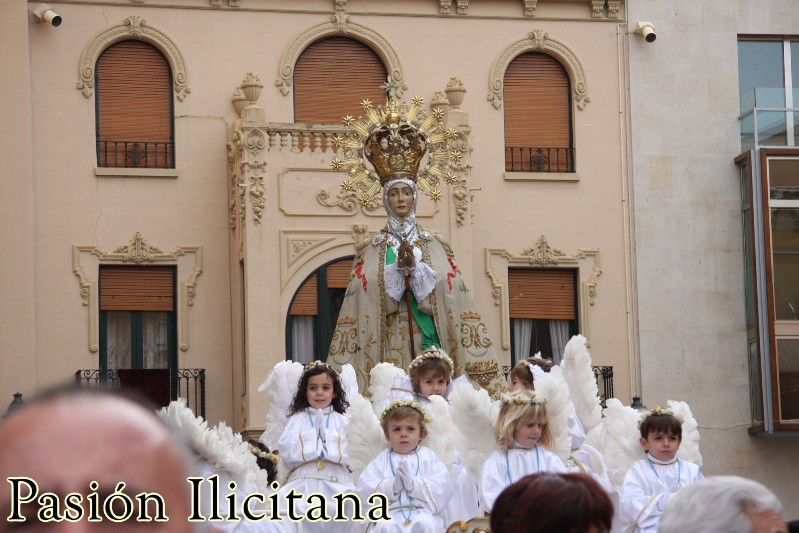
<box><xmin>294</xmin><ymin>37</ymin><xmax>388</xmax><ymax>124</ymax></box>
<box><xmin>100</xmin><ymin>266</ymin><xmax>175</xmax><ymax>311</ymax></box>
<box><xmin>96</xmin><ymin>40</ymin><xmax>174</xmax><ymax>168</ymax></box>
<box><xmin>508</xmin><ymin>268</ymin><xmax>578</xmax><ymax>364</ymax></box>
<box><xmin>504</xmin><ymin>52</ymin><xmax>573</xmax><ymax>172</ymax></box>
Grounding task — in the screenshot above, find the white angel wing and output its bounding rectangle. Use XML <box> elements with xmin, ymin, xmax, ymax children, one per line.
<box><xmin>368</xmin><ymin>362</ymin><xmax>406</xmax><ymax>417</ymax></box>
<box><xmin>585</xmin><ymin>398</ymin><xmax>642</xmax><ymax>490</ymax></box>
<box><xmin>345</xmin><ymin>389</ymin><xmax>388</xmax><ymax>481</ymax></box>
<box><xmin>561</xmin><ymin>334</ymin><xmax>603</xmax><ymax>434</ymax></box>
<box><xmin>533</xmin><ymin>366</ymin><xmax>572</xmax><ymax>462</ymax></box>
<box><xmin>424</xmin><ymin>395</ymin><xmax>455</xmax><ymax>469</ymax></box>
<box><xmin>258</xmin><ymin>360</ymin><xmax>304</xmax><ymax>450</ymax></box>
<box><xmin>668</xmin><ymin>399</ymin><xmax>702</xmax><ymax>467</ymax></box>
<box><xmin>449</xmin><ymin>380</ymin><xmax>497</xmax><ymax>480</ymax></box>
<box><xmin>340</xmin><ymin>363</ymin><xmax>360</xmax><ymax>401</ymax></box>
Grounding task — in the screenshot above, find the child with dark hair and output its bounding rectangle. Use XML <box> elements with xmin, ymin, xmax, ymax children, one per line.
<box><xmin>357</xmin><ymin>401</ymin><xmax>452</xmax><ymax>532</ymax></box>
<box><xmin>620</xmin><ymin>407</ymin><xmax>703</xmax><ymax>533</ymax></box>
<box><xmin>277</xmin><ymin>360</ymin><xmax>355</xmax><ymax>532</ymax></box>
<box><xmin>247</xmin><ymin>439</ymin><xmax>279</xmax><ymax>484</ymax></box>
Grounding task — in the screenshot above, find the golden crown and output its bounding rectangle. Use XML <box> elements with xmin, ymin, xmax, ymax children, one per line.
<box><xmin>331</xmin><ymin>77</ymin><xmax>463</xmax><ymax>207</ymax></box>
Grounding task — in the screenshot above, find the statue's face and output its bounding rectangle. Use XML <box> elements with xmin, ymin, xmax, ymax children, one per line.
<box><xmin>386</xmin><ymin>183</ymin><xmax>414</xmax><ymax>218</ymax></box>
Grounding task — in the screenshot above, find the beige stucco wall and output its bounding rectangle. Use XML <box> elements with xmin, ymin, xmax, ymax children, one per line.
<box><xmin>628</xmin><ymin>0</ymin><xmax>799</xmax><ymax>517</ymax></box>
<box><xmin>0</xmin><ymin>0</ymin><xmax>37</xmax><ymax>408</ymax></box>
<box><xmin>6</xmin><ymin>0</ymin><xmax>633</xmax><ymax>458</ymax></box>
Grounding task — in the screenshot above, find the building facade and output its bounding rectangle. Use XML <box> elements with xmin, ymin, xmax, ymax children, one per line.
<box><xmin>2</xmin><ymin>0</ymin><xmax>796</xmax><ymax>516</ymax></box>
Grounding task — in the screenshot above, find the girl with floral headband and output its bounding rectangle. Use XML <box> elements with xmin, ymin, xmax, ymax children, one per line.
<box><xmin>620</xmin><ymin>408</ymin><xmax>703</xmax><ymax>533</ymax></box>
<box><xmin>276</xmin><ymin>360</ymin><xmax>356</xmax><ymax>532</ymax></box>
<box><xmin>479</xmin><ymin>389</ymin><xmax>566</xmax><ymax>512</ymax></box>
<box><xmin>357</xmin><ymin>400</ymin><xmax>452</xmax><ymax>532</ymax></box>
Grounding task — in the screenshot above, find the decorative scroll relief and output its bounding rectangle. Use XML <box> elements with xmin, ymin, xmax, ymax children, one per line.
<box><xmin>277</xmin><ymin>167</ymin><xmax>438</xmax><ymax>218</ymax></box>
<box><xmin>275</xmin><ymin>12</ymin><xmax>406</xmax><ymax>98</ymax></box>
<box><xmin>487</xmin><ymin>29</ymin><xmax>590</xmax><ymax>111</ymax></box>
<box><xmin>484</xmin><ymin>234</ymin><xmax>601</xmax><ymax>350</ymax></box>
<box><xmin>279</xmin><ymin>229</ymin><xmax>354</xmax><ymax>289</ymax></box>
<box><xmin>76</xmin><ymin>16</ymin><xmax>190</xmax><ymax>101</ymax></box>
<box><xmin>72</xmin><ymin>233</ymin><xmax>202</xmax><ymax>353</ymax></box>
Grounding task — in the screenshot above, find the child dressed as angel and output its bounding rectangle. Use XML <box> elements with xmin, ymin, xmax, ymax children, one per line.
<box><xmin>357</xmin><ymin>400</ymin><xmax>452</xmax><ymax>532</ymax></box>
<box><xmin>620</xmin><ymin>408</ymin><xmax>703</xmax><ymax>533</ymax></box>
<box><xmin>479</xmin><ymin>390</ymin><xmax>566</xmax><ymax>513</ymax></box>
<box><xmin>277</xmin><ymin>360</ymin><xmax>357</xmax><ymax>532</ymax></box>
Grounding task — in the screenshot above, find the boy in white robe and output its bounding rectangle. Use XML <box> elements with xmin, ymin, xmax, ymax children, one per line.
<box><xmin>358</xmin><ymin>400</ymin><xmax>452</xmax><ymax>532</ymax></box>
<box><xmin>620</xmin><ymin>408</ymin><xmax>703</xmax><ymax>533</ymax></box>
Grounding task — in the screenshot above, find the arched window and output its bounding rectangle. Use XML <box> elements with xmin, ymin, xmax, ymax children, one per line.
<box><xmin>504</xmin><ymin>53</ymin><xmax>573</xmax><ymax>173</ymax></box>
<box><xmin>286</xmin><ymin>257</ymin><xmax>354</xmax><ymax>363</ymax></box>
<box><xmin>293</xmin><ymin>37</ymin><xmax>388</xmax><ymax>124</ymax></box>
<box><xmin>96</xmin><ymin>40</ymin><xmax>174</xmax><ymax>168</ymax></box>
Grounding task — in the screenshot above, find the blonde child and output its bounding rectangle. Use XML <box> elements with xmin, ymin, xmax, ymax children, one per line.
<box><xmin>479</xmin><ymin>390</ymin><xmax>566</xmax><ymax>512</ymax></box>
<box><xmin>357</xmin><ymin>401</ymin><xmax>453</xmax><ymax>532</ymax></box>
<box><xmin>277</xmin><ymin>360</ymin><xmax>356</xmax><ymax>532</ymax></box>
<box><xmin>620</xmin><ymin>408</ymin><xmax>703</xmax><ymax>533</ymax></box>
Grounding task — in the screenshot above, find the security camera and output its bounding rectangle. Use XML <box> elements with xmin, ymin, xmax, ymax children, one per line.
<box><xmin>30</xmin><ymin>3</ymin><xmax>62</xmax><ymax>27</ymax></box>
<box><xmin>634</xmin><ymin>21</ymin><xmax>656</xmax><ymax>43</ymax></box>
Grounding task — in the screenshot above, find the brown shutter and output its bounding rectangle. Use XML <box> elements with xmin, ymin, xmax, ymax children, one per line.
<box><xmin>100</xmin><ymin>266</ymin><xmax>174</xmax><ymax>311</ymax></box>
<box><xmin>294</xmin><ymin>37</ymin><xmax>388</xmax><ymax>124</ymax></box>
<box><xmin>508</xmin><ymin>269</ymin><xmax>575</xmax><ymax>320</ymax></box>
<box><xmin>504</xmin><ymin>53</ymin><xmax>571</xmax><ymax>171</ymax></box>
<box><xmin>326</xmin><ymin>258</ymin><xmax>354</xmax><ymax>289</ymax></box>
<box><xmin>289</xmin><ymin>274</ymin><xmax>318</xmax><ymax>315</ymax></box>
<box><xmin>96</xmin><ymin>40</ymin><xmax>173</xmax><ymax>168</ymax></box>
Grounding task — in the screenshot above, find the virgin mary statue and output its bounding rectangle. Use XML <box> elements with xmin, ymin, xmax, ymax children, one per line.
<box><xmin>326</xmin><ymin>84</ymin><xmax>504</xmax><ymax>397</ymax></box>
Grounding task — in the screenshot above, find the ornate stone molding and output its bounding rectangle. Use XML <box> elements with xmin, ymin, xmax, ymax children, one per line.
<box><xmin>275</xmin><ymin>12</ymin><xmax>406</xmax><ymax>98</ymax></box>
<box><xmin>73</xmin><ymin>233</ymin><xmax>203</xmax><ymax>353</ymax></box>
<box><xmin>487</xmin><ymin>30</ymin><xmax>590</xmax><ymax>111</ymax></box>
<box><xmin>279</xmin><ymin>228</ymin><xmax>357</xmax><ymax>289</ymax></box>
<box><xmin>607</xmin><ymin>1</ymin><xmax>622</xmax><ymax>18</ymax></box>
<box><xmin>523</xmin><ymin>0</ymin><xmax>538</xmax><ymax>16</ymax></box>
<box><xmin>76</xmin><ymin>16</ymin><xmax>190</xmax><ymax>101</ymax></box>
<box><xmin>484</xmin><ymin>235</ymin><xmax>601</xmax><ymax>350</ymax></box>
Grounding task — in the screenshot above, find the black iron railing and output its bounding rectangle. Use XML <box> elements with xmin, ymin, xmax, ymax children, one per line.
<box><xmin>505</xmin><ymin>146</ymin><xmax>575</xmax><ymax>172</ymax></box>
<box><xmin>97</xmin><ymin>140</ymin><xmax>174</xmax><ymax>169</ymax></box>
<box><xmin>75</xmin><ymin>368</ymin><xmax>205</xmax><ymax>418</ymax></box>
<box><xmin>501</xmin><ymin>364</ymin><xmax>613</xmax><ymax>407</ymax></box>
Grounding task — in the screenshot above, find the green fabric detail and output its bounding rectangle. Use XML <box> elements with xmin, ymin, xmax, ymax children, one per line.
<box><xmin>386</xmin><ymin>246</ymin><xmax>440</xmax><ymax>349</ymax></box>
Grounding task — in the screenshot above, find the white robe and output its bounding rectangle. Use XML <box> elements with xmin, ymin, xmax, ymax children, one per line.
<box><xmin>620</xmin><ymin>457</ymin><xmax>703</xmax><ymax>533</ymax></box>
<box><xmin>358</xmin><ymin>446</ymin><xmax>453</xmax><ymax>532</ymax></box>
<box><xmin>277</xmin><ymin>408</ymin><xmax>359</xmax><ymax>532</ymax></box>
<box><xmin>479</xmin><ymin>445</ymin><xmax>566</xmax><ymax>513</ymax></box>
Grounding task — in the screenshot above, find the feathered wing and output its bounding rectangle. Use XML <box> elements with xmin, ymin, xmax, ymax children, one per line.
<box><xmin>340</xmin><ymin>363</ymin><xmax>360</xmax><ymax>401</ymax></box>
<box><xmin>533</xmin><ymin>367</ymin><xmax>572</xmax><ymax>462</ymax></box>
<box><xmin>257</xmin><ymin>360</ymin><xmax>304</xmax><ymax>450</ymax></box>
<box><xmin>368</xmin><ymin>362</ymin><xmax>406</xmax><ymax>417</ymax></box>
<box><xmin>449</xmin><ymin>380</ymin><xmax>497</xmax><ymax>480</ymax></box>
<box><xmin>668</xmin><ymin>399</ymin><xmax>702</xmax><ymax>467</ymax></box>
<box><xmin>585</xmin><ymin>398</ymin><xmax>642</xmax><ymax>490</ymax></box>
<box><xmin>424</xmin><ymin>395</ymin><xmax>455</xmax><ymax>469</ymax></box>
<box><xmin>345</xmin><ymin>388</ymin><xmax>388</xmax><ymax>480</ymax></box>
<box><xmin>560</xmin><ymin>334</ymin><xmax>603</xmax><ymax>433</ymax></box>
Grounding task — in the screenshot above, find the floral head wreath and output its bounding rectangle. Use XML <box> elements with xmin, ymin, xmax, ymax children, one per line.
<box><xmin>638</xmin><ymin>406</ymin><xmax>682</xmax><ymax>426</ymax></box>
<box><xmin>500</xmin><ymin>390</ymin><xmax>548</xmax><ymax>406</ymax></box>
<box><xmin>381</xmin><ymin>399</ymin><xmax>432</xmax><ymax>424</ymax></box>
<box><xmin>248</xmin><ymin>442</ymin><xmax>280</xmax><ymax>465</ymax></box>
<box><xmin>407</xmin><ymin>347</ymin><xmax>455</xmax><ymax>378</ymax></box>
<box><xmin>302</xmin><ymin>360</ymin><xmax>337</xmax><ymax>375</ymax></box>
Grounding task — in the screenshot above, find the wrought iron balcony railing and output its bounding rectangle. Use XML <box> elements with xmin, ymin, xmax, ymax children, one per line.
<box><xmin>75</xmin><ymin>368</ymin><xmax>205</xmax><ymax>418</ymax></box>
<box><xmin>505</xmin><ymin>146</ymin><xmax>575</xmax><ymax>173</ymax></box>
<box><xmin>97</xmin><ymin>140</ymin><xmax>174</xmax><ymax>168</ymax></box>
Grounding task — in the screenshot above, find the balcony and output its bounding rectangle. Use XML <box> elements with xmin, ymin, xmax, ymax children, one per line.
<box><xmin>505</xmin><ymin>147</ymin><xmax>575</xmax><ymax>173</ymax></box>
<box><xmin>75</xmin><ymin>368</ymin><xmax>205</xmax><ymax>418</ymax></box>
<box><xmin>97</xmin><ymin>140</ymin><xmax>174</xmax><ymax>168</ymax></box>
<box><xmin>739</xmin><ymin>87</ymin><xmax>799</xmax><ymax>151</ymax></box>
